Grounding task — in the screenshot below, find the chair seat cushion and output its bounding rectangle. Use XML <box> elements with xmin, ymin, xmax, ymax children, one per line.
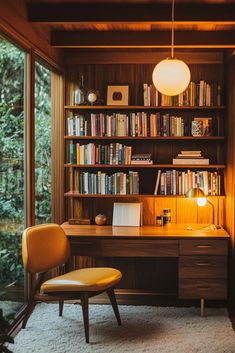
<box><xmin>40</xmin><ymin>267</ymin><xmax>122</xmax><ymax>293</ymax></box>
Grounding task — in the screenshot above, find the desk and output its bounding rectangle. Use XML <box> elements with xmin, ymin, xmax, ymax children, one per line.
<box><xmin>61</xmin><ymin>223</ymin><xmax>229</xmax><ymax>314</ymax></box>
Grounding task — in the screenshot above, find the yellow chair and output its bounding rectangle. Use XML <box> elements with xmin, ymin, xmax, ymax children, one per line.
<box><xmin>22</xmin><ymin>223</ymin><xmax>122</xmax><ymax>343</ymax></box>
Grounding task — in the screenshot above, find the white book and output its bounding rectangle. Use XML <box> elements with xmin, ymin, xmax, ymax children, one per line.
<box><xmin>154</xmin><ymin>170</ymin><xmax>161</xmax><ymax>195</ymax></box>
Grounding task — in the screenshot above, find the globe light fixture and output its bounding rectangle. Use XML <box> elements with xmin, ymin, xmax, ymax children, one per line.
<box><xmin>152</xmin><ymin>0</ymin><xmax>191</xmax><ymax>96</ymax></box>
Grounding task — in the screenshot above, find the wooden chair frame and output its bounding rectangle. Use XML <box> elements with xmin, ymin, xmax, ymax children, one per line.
<box><xmin>22</xmin><ymin>266</ymin><xmax>121</xmax><ymax>343</ymax></box>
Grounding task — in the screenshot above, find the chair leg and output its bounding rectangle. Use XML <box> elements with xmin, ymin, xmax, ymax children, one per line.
<box><xmin>107</xmin><ymin>288</ymin><xmax>121</xmax><ymax>326</ymax></box>
<box><xmin>59</xmin><ymin>300</ymin><xmax>64</xmax><ymax>316</ymax></box>
<box><xmin>22</xmin><ymin>299</ymin><xmax>35</xmax><ymax>329</ymax></box>
<box><xmin>80</xmin><ymin>293</ymin><xmax>89</xmax><ymax>343</ymax></box>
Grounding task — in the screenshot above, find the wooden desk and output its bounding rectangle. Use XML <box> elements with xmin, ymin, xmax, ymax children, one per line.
<box><xmin>62</xmin><ymin>223</ymin><xmax>229</xmax><ymax>312</ymax></box>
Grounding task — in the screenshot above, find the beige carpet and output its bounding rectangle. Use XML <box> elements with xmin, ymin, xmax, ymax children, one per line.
<box><xmin>10</xmin><ymin>303</ymin><xmax>235</xmax><ymax>353</ymax></box>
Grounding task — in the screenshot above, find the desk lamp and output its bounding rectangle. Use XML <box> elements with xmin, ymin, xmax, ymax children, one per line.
<box><xmin>186</xmin><ymin>187</ymin><xmax>221</xmax><ymax>229</ymax></box>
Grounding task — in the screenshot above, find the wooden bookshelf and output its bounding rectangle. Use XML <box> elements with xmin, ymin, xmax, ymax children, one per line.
<box><xmin>64</xmin><ymin>60</ymin><xmax>226</xmax><ymax>226</ymax></box>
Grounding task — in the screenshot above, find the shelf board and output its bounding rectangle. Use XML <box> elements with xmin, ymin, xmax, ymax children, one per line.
<box><xmin>64</xmin><ymin>192</ymin><xmax>225</xmax><ymax>198</ymax></box>
<box><xmin>64</xmin><ymin>105</ymin><xmax>226</xmax><ymax>110</ymax></box>
<box><xmin>64</xmin><ymin>136</ymin><xmax>225</xmax><ymax>140</ymax></box>
<box><xmin>64</xmin><ymin>164</ymin><xmax>226</xmax><ymax>169</ymax></box>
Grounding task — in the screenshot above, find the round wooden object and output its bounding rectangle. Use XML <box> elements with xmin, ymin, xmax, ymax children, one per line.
<box><xmin>95</xmin><ymin>214</ymin><xmax>107</xmax><ymax>225</ymax></box>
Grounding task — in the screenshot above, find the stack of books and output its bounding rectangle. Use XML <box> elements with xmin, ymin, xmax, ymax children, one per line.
<box><xmin>131</xmin><ymin>153</ymin><xmax>153</xmax><ymax>164</ymax></box>
<box><xmin>173</xmin><ymin>150</ymin><xmax>209</xmax><ymax>165</ymax></box>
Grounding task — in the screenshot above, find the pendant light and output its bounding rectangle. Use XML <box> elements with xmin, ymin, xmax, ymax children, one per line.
<box><xmin>152</xmin><ymin>0</ymin><xmax>191</xmax><ymax>96</ymax></box>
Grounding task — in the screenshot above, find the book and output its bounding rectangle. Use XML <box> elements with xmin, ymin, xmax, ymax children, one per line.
<box><xmin>173</xmin><ymin>158</ymin><xmax>209</xmax><ymax>165</ymax></box>
<box><xmin>154</xmin><ymin>170</ymin><xmax>161</xmax><ymax>195</ymax></box>
<box><xmin>180</xmin><ymin>150</ymin><xmax>201</xmax><ymax>155</ymax></box>
<box><xmin>112</xmin><ymin>202</ymin><xmax>143</xmax><ymax>226</ymax></box>
<box><xmin>131</xmin><ymin>160</ymin><xmax>153</xmax><ymax>164</ymax></box>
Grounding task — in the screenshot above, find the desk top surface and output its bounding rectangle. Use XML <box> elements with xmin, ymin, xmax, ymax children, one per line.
<box><xmin>61</xmin><ymin>223</ymin><xmax>229</xmax><ymax>239</ymax></box>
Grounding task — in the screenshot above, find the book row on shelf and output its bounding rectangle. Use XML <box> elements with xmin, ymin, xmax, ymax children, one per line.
<box><xmin>69</xmin><ymin>142</ymin><xmax>154</xmax><ymax>165</ymax></box>
<box><xmin>69</xmin><ymin>142</ymin><xmax>132</xmax><ymax>165</ymax></box>
<box><xmin>72</xmin><ymin>170</ymin><xmax>139</xmax><ymax>195</ymax></box>
<box><xmin>143</xmin><ymin>80</ymin><xmax>222</xmax><ymax>107</ymax></box>
<box><xmin>67</xmin><ymin>112</ymin><xmax>215</xmax><ymax>137</ymax></box>
<box><xmin>154</xmin><ymin>169</ymin><xmax>221</xmax><ymax>196</ymax></box>
<box><xmin>69</xmin><ymin>169</ymin><xmax>221</xmax><ymax>196</ymax></box>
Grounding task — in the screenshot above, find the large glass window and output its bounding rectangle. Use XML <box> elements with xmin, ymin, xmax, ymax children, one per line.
<box><xmin>35</xmin><ymin>61</ymin><xmax>52</xmax><ymax>224</ymax></box>
<box><xmin>0</xmin><ymin>36</ymin><xmax>25</xmax><ymax>322</ymax></box>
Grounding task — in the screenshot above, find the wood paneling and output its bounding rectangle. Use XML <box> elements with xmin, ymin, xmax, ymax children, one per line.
<box><xmin>0</xmin><ymin>0</ymin><xmax>63</xmax><ymax>65</ymax></box>
<box><xmin>64</xmin><ymin>51</ymin><xmax>224</xmax><ymax>66</ymax></box>
<box><xmin>27</xmin><ymin>3</ymin><xmax>235</xmax><ymax>24</ymax></box>
<box><xmin>52</xmin><ymin>30</ymin><xmax>235</xmax><ymax>49</ymax></box>
<box><xmin>65</xmin><ymin>63</ymin><xmax>224</xmax><ymax>105</ymax></box>
<box><xmin>51</xmin><ymin>72</ymin><xmax>64</xmax><ymax>223</ymax></box>
<box><xmin>225</xmin><ymin>51</ymin><xmax>235</xmax><ymax>325</ymax></box>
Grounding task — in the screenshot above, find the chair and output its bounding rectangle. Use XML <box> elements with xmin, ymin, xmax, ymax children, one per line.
<box><xmin>22</xmin><ymin>223</ymin><xmax>122</xmax><ymax>343</ymax></box>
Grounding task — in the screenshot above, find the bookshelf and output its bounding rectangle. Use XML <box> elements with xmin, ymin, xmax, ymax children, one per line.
<box><xmin>64</xmin><ymin>60</ymin><xmax>226</xmax><ymax>226</ymax></box>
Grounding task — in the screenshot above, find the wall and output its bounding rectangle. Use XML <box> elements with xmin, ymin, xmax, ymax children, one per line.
<box><xmin>0</xmin><ymin>0</ymin><xmax>63</xmax><ymax>65</ymax></box>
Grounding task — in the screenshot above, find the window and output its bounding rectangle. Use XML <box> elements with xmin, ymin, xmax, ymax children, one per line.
<box><xmin>35</xmin><ymin>61</ymin><xmax>52</xmax><ymax>224</ymax></box>
<box><xmin>0</xmin><ymin>36</ymin><xmax>26</xmax><ymax>320</ymax></box>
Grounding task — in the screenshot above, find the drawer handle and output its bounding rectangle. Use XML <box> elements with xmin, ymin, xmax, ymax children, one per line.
<box><xmin>197</xmin><ymin>286</ymin><xmax>211</xmax><ymax>290</ymax></box>
<box><xmin>196</xmin><ymin>245</ymin><xmax>212</xmax><ymax>248</ymax></box>
<box><xmin>195</xmin><ymin>262</ymin><xmax>210</xmax><ymax>266</ymax></box>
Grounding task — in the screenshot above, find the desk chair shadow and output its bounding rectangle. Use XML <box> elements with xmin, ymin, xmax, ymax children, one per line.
<box><xmin>22</xmin><ymin>223</ymin><xmax>122</xmax><ymax>343</ymax></box>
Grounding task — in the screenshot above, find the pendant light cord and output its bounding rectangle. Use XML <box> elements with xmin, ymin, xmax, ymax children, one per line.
<box><xmin>171</xmin><ymin>0</ymin><xmax>175</xmax><ymax>58</ymax></box>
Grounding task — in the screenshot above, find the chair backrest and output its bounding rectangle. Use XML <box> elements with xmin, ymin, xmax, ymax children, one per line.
<box><xmin>22</xmin><ymin>223</ymin><xmax>70</xmax><ymax>273</ymax></box>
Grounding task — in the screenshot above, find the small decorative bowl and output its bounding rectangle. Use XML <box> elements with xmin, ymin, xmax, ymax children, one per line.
<box><xmin>95</xmin><ymin>214</ymin><xmax>107</xmax><ymax>225</ymax></box>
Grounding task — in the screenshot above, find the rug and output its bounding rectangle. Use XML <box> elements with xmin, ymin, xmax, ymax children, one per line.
<box><xmin>10</xmin><ymin>304</ymin><xmax>235</xmax><ymax>353</ymax></box>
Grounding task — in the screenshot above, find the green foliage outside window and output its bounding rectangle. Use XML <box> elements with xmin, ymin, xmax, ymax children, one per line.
<box><xmin>0</xmin><ymin>38</ymin><xmax>25</xmax><ymax>286</ymax></box>
<box><xmin>0</xmin><ymin>39</ymin><xmax>52</xmax><ymax>286</ymax></box>
<box><xmin>35</xmin><ymin>61</ymin><xmax>52</xmax><ymax>224</ymax></box>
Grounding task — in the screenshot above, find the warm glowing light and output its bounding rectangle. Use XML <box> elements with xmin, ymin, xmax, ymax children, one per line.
<box><xmin>197</xmin><ymin>197</ymin><xmax>207</xmax><ymax>207</ymax></box>
<box><xmin>152</xmin><ymin>58</ymin><xmax>191</xmax><ymax>96</ymax></box>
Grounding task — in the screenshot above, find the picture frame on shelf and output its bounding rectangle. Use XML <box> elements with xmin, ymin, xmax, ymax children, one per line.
<box><xmin>112</xmin><ymin>202</ymin><xmax>143</xmax><ymax>227</ymax></box>
<box><xmin>106</xmin><ymin>85</ymin><xmax>129</xmax><ymax>106</ymax></box>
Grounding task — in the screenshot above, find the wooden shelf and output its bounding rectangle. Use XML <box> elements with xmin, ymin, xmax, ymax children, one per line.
<box><xmin>64</xmin><ymin>192</ymin><xmax>225</xmax><ymax>198</ymax></box>
<box><xmin>65</xmin><ymin>105</ymin><xmax>226</xmax><ymax>110</ymax></box>
<box><xmin>65</xmin><ymin>164</ymin><xmax>226</xmax><ymax>169</ymax></box>
<box><xmin>64</xmin><ymin>135</ymin><xmax>225</xmax><ymax>140</ymax></box>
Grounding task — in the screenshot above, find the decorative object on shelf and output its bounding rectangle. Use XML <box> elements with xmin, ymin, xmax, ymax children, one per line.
<box><xmin>107</xmin><ymin>85</ymin><xmax>129</xmax><ymax>106</ymax></box>
<box><xmin>152</xmin><ymin>0</ymin><xmax>191</xmax><ymax>96</ymax></box>
<box><xmin>192</xmin><ymin>117</ymin><xmax>212</xmax><ymax>136</ymax></box>
<box><xmin>95</xmin><ymin>214</ymin><xmax>107</xmax><ymax>225</ymax></box>
<box><xmin>186</xmin><ymin>187</ymin><xmax>221</xmax><ymax>229</ymax></box>
<box><xmin>74</xmin><ymin>75</ymin><xmax>86</xmax><ymax>105</ymax></box>
<box><xmin>86</xmin><ymin>89</ymin><xmax>99</xmax><ymax>105</ymax></box>
<box><xmin>163</xmin><ymin>208</ymin><xmax>171</xmax><ymax>224</ymax></box>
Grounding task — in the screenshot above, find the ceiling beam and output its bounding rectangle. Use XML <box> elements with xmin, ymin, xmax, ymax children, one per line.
<box><xmin>28</xmin><ymin>3</ymin><xmax>235</xmax><ymax>24</ymax></box>
<box><xmin>51</xmin><ymin>30</ymin><xmax>235</xmax><ymax>49</ymax></box>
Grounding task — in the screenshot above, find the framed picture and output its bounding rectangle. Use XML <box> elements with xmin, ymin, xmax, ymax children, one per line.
<box><xmin>112</xmin><ymin>202</ymin><xmax>143</xmax><ymax>226</ymax></box>
<box><xmin>106</xmin><ymin>85</ymin><xmax>129</xmax><ymax>106</ymax></box>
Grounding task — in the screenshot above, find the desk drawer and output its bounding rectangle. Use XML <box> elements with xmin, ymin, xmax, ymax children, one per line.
<box><xmin>70</xmin><ymin>239</ymin><xmax>178</xmax><ymax>257</ymax></box>
<box><xmin>179</xmin><ymin>278</ymin><xmax>227</xmax><ymax>299</ymax></box>
<box><xmin>179</xmin><ymin>256</ymin><xmax>227</xmax><ymax>279</ymax></box>
<box><xmin>179</xmin><ymin>239</ymin><xmax>227</xmax><ymax>255</ymax></box>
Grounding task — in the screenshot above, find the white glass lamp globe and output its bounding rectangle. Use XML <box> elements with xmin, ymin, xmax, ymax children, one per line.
<box><xmin>197</xmin><ymin>197</ymin><xmax>207</xmax><ymax>207</ymax></box>
<box><xmin>152</xmin><ymin>58</ymin><xmax>191</xmax><ymax>96</ymax></box>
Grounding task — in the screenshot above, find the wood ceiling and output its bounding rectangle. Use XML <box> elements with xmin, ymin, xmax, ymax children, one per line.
<box><xmin>25</xmin><ymin>1</ymin><xmax>235</xmax><ymax>49</ymax></box>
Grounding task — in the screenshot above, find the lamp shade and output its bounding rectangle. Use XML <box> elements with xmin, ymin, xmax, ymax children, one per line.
<box><xmin>152</xmin><ymin>58</ymin><xmax>191</xmax><ymax>96</ymax></box>
<box><xmin>186</xmin><ymin>187</ymin><xmax>205</xmax><ymax>198</ymax></box>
